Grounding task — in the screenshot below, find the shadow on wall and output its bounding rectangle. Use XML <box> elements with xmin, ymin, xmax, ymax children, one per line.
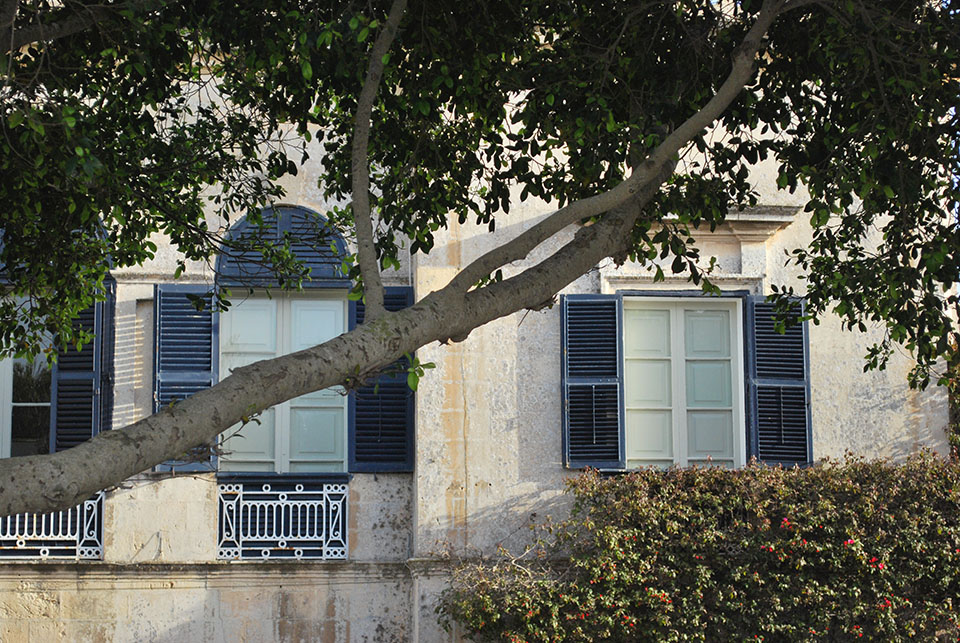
<box><xmin>429</xmin><ymin>486</ymin><xmax>576</xmax><ymax>560</ymax></box>
<box><xmin>814</xmin><ymin>363</ymin><xmax>949</xmax><ymax>463</ymax></box>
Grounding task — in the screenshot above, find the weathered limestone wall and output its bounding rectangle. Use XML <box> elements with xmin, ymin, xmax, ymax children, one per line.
<box><xmin>1</xmin><ymin>137</ymin><xmax>948</xmax><ymax>641</ymax></box>
<box><xmin>766</xmin><ymin>214</ymin><xmax>949</xmax><ymax>460</ymax></box>
<box><xmin>411</xmin><ymin>193</ymin><xmax>949</xmax><ymax>561</ymax></box>
<box><xmin>0</xmin><ymin>564</ymin><xmax>413</xmax><ymax>642</ymax></box>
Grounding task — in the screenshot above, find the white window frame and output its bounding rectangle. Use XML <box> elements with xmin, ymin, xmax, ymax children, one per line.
<box><xmin>622</xmin><ymin>296</ymin><xmax>746</xmax><ymax>469</ymax></box>
<box><xmin>0</xmin><ymin>360</ymin><xmax>11</xmax><ymax>458</ymax></box>
<box><xmin>219</xmin><ymin>290</ymin><xmax>348</xmax><ymax>473</ymax></box>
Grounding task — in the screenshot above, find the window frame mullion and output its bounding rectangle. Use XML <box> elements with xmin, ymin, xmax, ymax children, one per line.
<box><xmin>673</xmin><ymin>303</ymin><xmax>688</xmax><ymax>468</ymax></box>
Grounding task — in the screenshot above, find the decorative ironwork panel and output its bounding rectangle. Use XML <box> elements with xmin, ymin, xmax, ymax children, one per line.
<box><xmin>218</xmin><ymin>479</ymin><xmax>348</xmax><ymax>560</ymax></box>
<box><xmin>0</xmin><ymin>492</ymin><xmax>104</xmax><ymax>560</ymax></box>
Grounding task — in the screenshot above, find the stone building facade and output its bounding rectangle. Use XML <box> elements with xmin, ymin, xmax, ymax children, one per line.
<box><xmin>0</xmin><ymin>150</ymin><xmax>948</xmax><ymax>642</ymax></box>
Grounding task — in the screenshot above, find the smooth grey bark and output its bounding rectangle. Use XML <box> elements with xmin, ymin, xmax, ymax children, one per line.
<box><xmin>349</xmin><ymin>0</ymin><xmax>408</xmax><ymax>321</ymax></box>
<box><xmin>2</xmin><ymin>1</ymin><xmax>140</xmax><ymax>54</ymax></box>
<box><xmin>0</xmin><ymin>0</ymin><xmax>789</xmax><ymax>517</ymax></box>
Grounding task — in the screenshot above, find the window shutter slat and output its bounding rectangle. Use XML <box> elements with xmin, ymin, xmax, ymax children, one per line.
<box><xmin>747</xmin><ymin>298</ymin><xmax>811</xmax><ymax>466</ymax></box>
<box><xmin>154</xmin><ymin>284</ymin><xmax>219</xmax><ymax>471</ymax></box>
<box><xmin>218</xmin><ymin>206</ymin><xmax>349</xmax><ymax>288</ymax></box>
<box><xmin>348</xmin><ymin>286</ymin><xmax>415</xmax><ymax>473</ymax></box>
<box><xmin>562</xmin><ymin>295</ymin><xmax>623</xmax><ymax>468</ymax></box>
<box><xmin>50</xmin><ymin>285</ymin><xmax>113</xmax><ymax>452</ymax></box>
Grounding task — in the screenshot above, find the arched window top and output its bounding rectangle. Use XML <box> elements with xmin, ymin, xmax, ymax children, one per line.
<box><xmin>216</xmin><ymin>205</ymin><xmax>350</xmax><ymax>289</ymax></box>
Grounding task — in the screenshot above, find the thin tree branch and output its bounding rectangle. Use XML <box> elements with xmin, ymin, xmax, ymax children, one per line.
<box><xmin>1</xmin><ymin>0</ymin><xmax>17</xmax><ymax>36</ymax></box>
<box><xmin>448</xmin><ymin>0</ymin><xmax>784</xmax><ymax>293</ymax></box>
<box><xmin>5</xmin><ymin>4</ymin><xmax>107</xmax><ymax>54</ymax></box>
<box><xmin>351</xmin><ymin>0</ymin><xmax>407</xmax><ymax>321</ymax></box>
<box><xmin>1</xmin><ymin>0</ymin><xmax>17</xmax><ymax>71</ymax></box>
<box><xmin>3</xmin><ymin>0</ymin><xmax>163</xmax><ymax>55</ymax></box>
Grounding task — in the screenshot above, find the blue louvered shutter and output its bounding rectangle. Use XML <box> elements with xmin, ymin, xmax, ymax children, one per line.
<box><xmin>49</xmin><ymin>286</ymin><xmax>114</xmax><ymax>452</ymax></box>
<box><xmin>348</xmin><ymin>287</ymin><xmax>415</xmax><ymax>472</ymax></box>
<box><xmin>561</xmin><ymin>295</ymin><xmax>624</xmax><ymax>469</ymax></box>
<box><xmin>218</xmin><ymin>206</ymin><xmax>349</xmax><ymax>289</ymax></box>
<box><xmin>153</xmin><ymin>284</ymin><xmax>219</xmax><ymax>471</ymax></box>
<box><xmin>746</xmin><ymin>297</ymin><xmax>812</xmax><ymax>466</ymax></box>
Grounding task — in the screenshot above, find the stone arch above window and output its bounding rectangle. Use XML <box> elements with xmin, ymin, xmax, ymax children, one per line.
<box><xmin>216</xmin><ymin>205</ymin><xmax>350</xmax><ymax>289</ymax></box>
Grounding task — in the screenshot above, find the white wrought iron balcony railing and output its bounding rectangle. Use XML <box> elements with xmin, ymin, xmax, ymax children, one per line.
<box><xmin>0</xmin><ymin>492</ymin><xmax>104</xmax><ymax>560</ymax></box>
<box><xmin>217</xmin><ymin>475</ymin><xmax>348</xmax><ymax>561</ymax></box>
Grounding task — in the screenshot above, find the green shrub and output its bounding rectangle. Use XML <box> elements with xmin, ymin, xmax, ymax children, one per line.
<box><xmin>439</xmin><ymin>455</ymin><xmax>960</xmax><ymax>641</ymax></box>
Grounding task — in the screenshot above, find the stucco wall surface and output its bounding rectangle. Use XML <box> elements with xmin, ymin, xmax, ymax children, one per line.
<box><xmin>0</xmin><ymin>564</ymin><xmax>413</xmax><ymax>643</ymax></box>
<box><xmin>411</xmin><ymin>197</ymin><xmax>948</xmax><ymax>560</ymax></box>
<box><xmin>0</xmin><ymin>134</ymin><xmax>950</xmax><ymax>642</ymax></box>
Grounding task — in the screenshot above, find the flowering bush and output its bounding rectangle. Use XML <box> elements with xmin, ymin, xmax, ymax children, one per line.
<box><xmin>439</xmin><ymin>455</ymin><xmax>960</xmax><ymax>641</ymax></box>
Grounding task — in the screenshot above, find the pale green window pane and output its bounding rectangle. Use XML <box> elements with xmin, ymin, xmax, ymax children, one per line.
<box><xmin>219</xmin><ymin>461</ymin><xmax>275</xmax><ymax>473</ymax></box>
<box><xmin>297</xmin><ymin>386</ymin><xmax>345</xmax><ymax>403</ymax></box>
<box><xmin>290</xmin><ymin>300</ymin><xmax>343</xmax><ymax>351</ymax></box>
<box><xmin>289</xmin><ymin>407</ymin><xmax>344</xmax><ymax>467</ymax></box>
<box><xmin>687</xmin><ymin>410</ymin><xmax>733</xmax><ymax>459</ymax></box>
<box><xmin>288</xmin><ymin>461</ymin><xmax>345</xmax><ymax>473</ymax></box>
<box><xmin>221</xmin><ymin>299</ymin><xmax>277</xmax><ymax>354</ymax></box>
<box><xmin>625</xmin><ymin>409</ymin><xmax>672</xmax><ymax>458</ymax></box>
<box><xmin>687</xmin><ymin>459</ymin><xmax>735</xmax><ymax>469</ymax></box>
<box><xmin>627</xmin><ymin>460</ymin><xmax>673</xmax><ymax>470</ymax></box>
<box><xmin>684</xmin><ymin>309</ymin><xmax>730</xmax><ymax>358</ymax></box>
<box><xmin>220</xmin><ymin>408</ymin><xmax>276</xmax><ymax>470</ymax></box>
<box><xmin>220</xmin><ymin>352</ymin><xmax>273</xmax><ymax>378</ymax></box>
<box><xmin>623</xmin><ymin>308</ymin><xmax>671</xmax><ymax>357</ymax></box>
<box><xmin>624</xmin><ymin>360</ymin><xmax>671</xmax><ymax>407</ymax></box>
<box><xmin>685</xmin><ymin>361</ymin><xmax>732</xmax><ymax>408</ymax></box>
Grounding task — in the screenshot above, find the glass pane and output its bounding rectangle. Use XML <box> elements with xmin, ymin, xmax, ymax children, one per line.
<box><xmin>687</xmin><ymin>410</ymin><xmax>733</xmax><ymax>459</ymax></box>
<box><xmin>687</xmin><ymin>459</ymin><xmax>734</xmax><ymax>469</ymax></box>
<box><xmin>684</xmin><ymin>309</ymin><xmax>730</xmax><ymax>358</ymax></box>
<box><xmin>219</xmin><ymin>461</ymin><xmax>275</xmax><ymax>473</ymax></box>
<box><xmin>623</xmin><ymin>308</ymin><xmax>670</xmax><ymax>357</ymax></box>
<box><xmin>290</xmin><ymin>300</ymin><xmax>344</xmax><ymax>351</ymax></box>
<box><xmin>12</xmin><ymin>359</ymin><xmax>51</xmax><ymax>403</ymax></box>
<box><xmin>685</xmin><ymin>361</ymin><xmax>732</xmax><ymax>408</ymax></box>
<box><xmin>289</xmin><ymin>407</ymin><xmax>344</xmax><ymax>466</ymax></box>
<box><xmin>10</xmin><ymin>405</ymin><xmax>50</xmax><ymax>456</ymax></box>
<box><xmin>625</xmin><ymin>409</ymin><xmax>673</xmax><ymax>458</ymax></box>
<box><xmin>219</xmin><ymin>408</ymin><xmax>276</xmax><ymax>468</ymax></box>
<box><xmin>221</xmin><ymin>299</ymin><xmax>277</xmax><ymax>354</ymax></box>
<box><xmin>624</xmin><ymin>360</ymin><xmax>671</xmax><ymax>407</ymax></box>
<box><xmin>289</xmin><ymin>461</ymin><xmax>345</xmax><ymax>473</ymax></box>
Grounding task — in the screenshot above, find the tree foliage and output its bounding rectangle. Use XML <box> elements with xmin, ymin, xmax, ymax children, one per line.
<box><xmin>0</xmin><ymin>0</ymin><xmax>958</xmax><ymax>513</ymax></box>
<box><xmin>2</xmin><ymin>0</ymin><xmax>958</xmax><ymax>379</ymax></box>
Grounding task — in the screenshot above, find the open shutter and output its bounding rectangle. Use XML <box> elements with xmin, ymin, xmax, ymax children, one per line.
<box><xmin>50</xmin><ymin>286</ymin><xmax>113</xmax><ymax>452</ymax></box>
<box><xmin>746</xmin><ymin>297</ymin><xmax>812</xmax><ymax>466</ymax></box>
<box><xmin>99</xmin><ymin>280</ymin><xmax>116</xmax><ymax>433</ymax></box>
<box><xmin>154</xmin><ymin>284</ymin><xmax>218</xmax><ymax>471</ymax></box>
<box><xmin>348</xmin><ymin>287</ymin><xmax>415</xmax><ymax>473</ymax></box>
<box><xmin>562</xmin><ymin>295</ymin><xmax>624</xmax><ymax>469</ymax></box>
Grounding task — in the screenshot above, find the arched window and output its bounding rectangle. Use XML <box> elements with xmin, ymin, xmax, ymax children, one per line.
<box><xmin>217</xmin><ymin>206</ymin><xmax>351</xmax><ymax>473</ymax></box>
<box><xmin>216</xmin><ymin>205</ymin><xmax>350</xmax><ymax>290</ymax></box>
<box><xmin>153</xmin><ymin>205</ymin><xmax>414</xmax><ymax>474</ymax></box>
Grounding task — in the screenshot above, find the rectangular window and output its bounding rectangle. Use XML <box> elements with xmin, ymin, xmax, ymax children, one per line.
<box><xmin>219</xmin><ymin>294</ymin><xmax>348</xmax><ymax>473</ymax></box>
<box><xmin>622</xmin><ymin>298</ymin><xmax>746</xmax><ymax>468</ymax></box>
<box><xmin>0</xmin><ymin>298</ymin><xmax>109</xmax><ymax>561</ymax></box>
<box><xmin>0</xmin><ymin>358</ymin><xmax>51</xmax><ymax>457</ymax></box>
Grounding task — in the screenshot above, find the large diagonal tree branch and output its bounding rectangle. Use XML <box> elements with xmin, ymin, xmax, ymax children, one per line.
<box><xmin>448</xmin><ymin>0</ymin><xmax>783</xmax><ymax>292</ymax></box>
<box><xmin>0</xmin><ymin>0</ymin><xmax>783</xmax><ymax>517</ymax></box>
<box><xmin>0</xmin><ymin>156</ymin><xmax>674</xmax><ymax>518</ymax></box>
<box><xmin>3</xmin><ymin>0</ymin><xmax>176</xmax><ymax>54</ymax></box>
<box><xmin>350</xmin><ymin>0</ymin><xmax>407</xmax><ymax>321</ymax></box>
<box><xmin>4</xmin><ymin>3</ymin><xmax>111</xmax><ymax>54</ymax></box>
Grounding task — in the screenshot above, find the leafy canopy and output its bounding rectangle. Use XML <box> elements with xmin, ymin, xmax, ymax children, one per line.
<box><xmin>1</xmin><ymin>0</ymin><xmax>958</xmax><ymax>384</ymax></box>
